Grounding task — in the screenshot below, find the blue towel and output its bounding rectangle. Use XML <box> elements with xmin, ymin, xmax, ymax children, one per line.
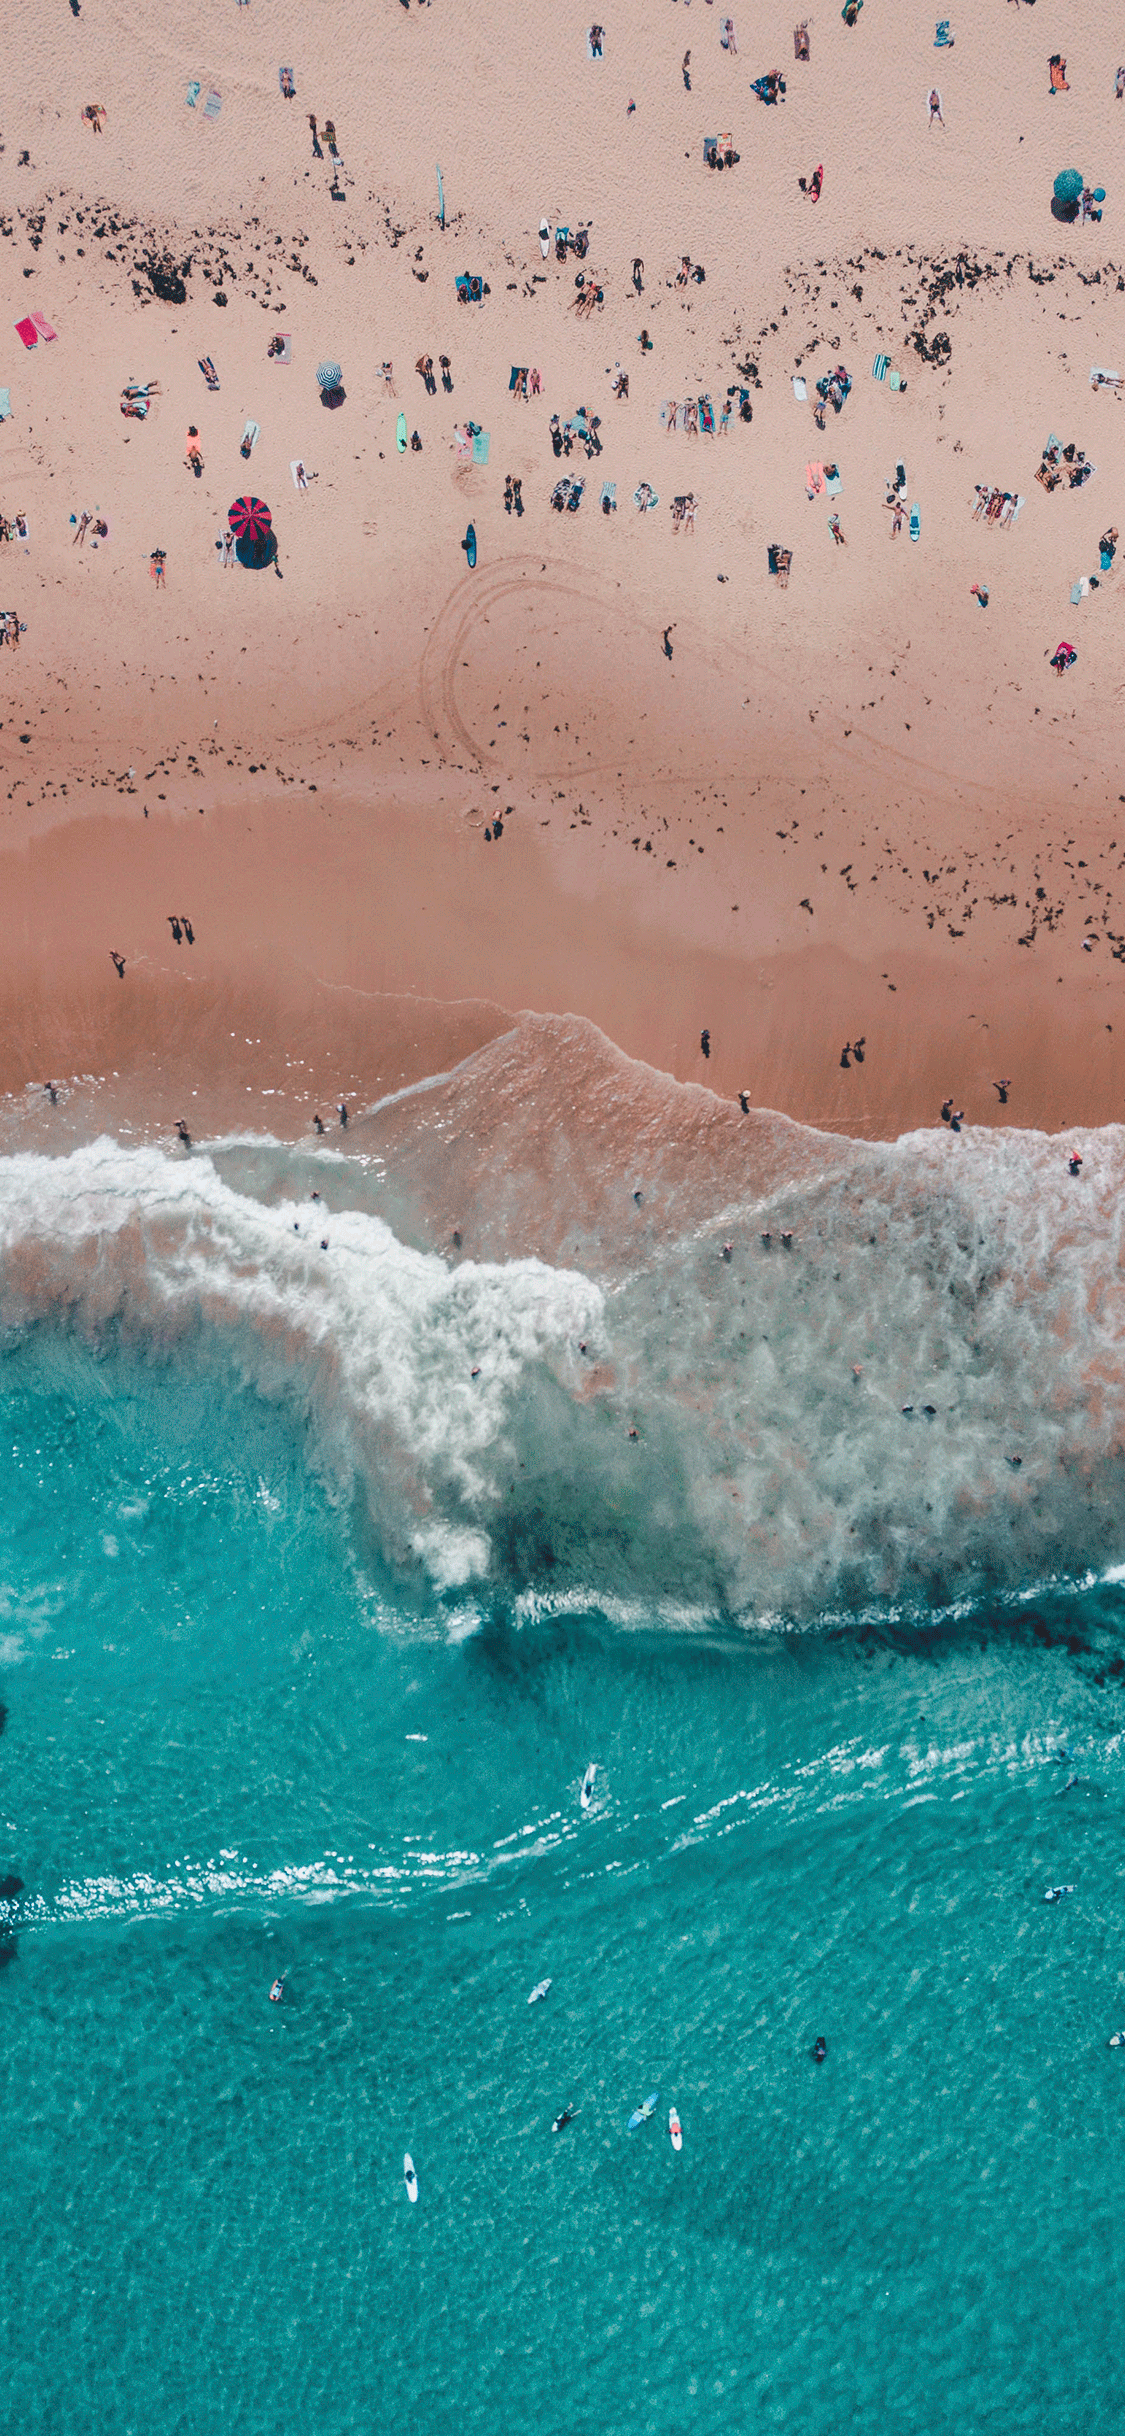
<box><xmin>0</xmin><ymin>388</ymin><xmax>10</xmax><ymax>421</ymax></box>
<box><xmin>472</xmin><ymin>429</ymin><xmax>490</xmax><ymax>465</ymax></box>
<box><xmin>934</xmin><ymin>20</ymin><xmax>953</xmax><ymax>46</ymax></box>
<box><xmin>872</xmin><ymin>354</ymin><xmax>889</xmax><ymax>382</ymax></box>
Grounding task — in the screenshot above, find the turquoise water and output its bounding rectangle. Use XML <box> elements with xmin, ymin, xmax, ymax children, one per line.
<box><xmin>4</xmin><ymin>1138</ymin><xmax>1125</xmax><ymax>2432</ymax></box>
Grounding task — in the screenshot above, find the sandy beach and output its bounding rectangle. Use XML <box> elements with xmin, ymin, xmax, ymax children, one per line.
<box><xmin>4</xmin><ymin>0</ymin><xmax>1125</xmax><ymax>1152</ymax></box>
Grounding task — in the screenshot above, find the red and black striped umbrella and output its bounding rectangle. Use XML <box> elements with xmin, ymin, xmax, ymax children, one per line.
<box><xmin>227</xmin><ymin>494</ymin><xmax>272</xmax><ymax>541</ymax></box>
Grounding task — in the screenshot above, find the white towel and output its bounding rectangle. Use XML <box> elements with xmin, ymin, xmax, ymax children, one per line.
<box><xmin>792</xmin><ymin>376</ymin><xmax>808</xmax><ymax>402</ymax></box>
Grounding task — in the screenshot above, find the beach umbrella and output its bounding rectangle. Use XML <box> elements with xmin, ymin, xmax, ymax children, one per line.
<box><xmin>316</xmin><ymin>359</ymin><xmax>342</xmax><ymax>391</ymax></box>
<box><xmin>228</xmin><ymin>494</ymin><xmax>272</xmax><ymax>542</ymax></box>
<box><xmin>1053</xmin><ymin>169</ymin><xmax>1083</xmax><ymax>204</ymax></box>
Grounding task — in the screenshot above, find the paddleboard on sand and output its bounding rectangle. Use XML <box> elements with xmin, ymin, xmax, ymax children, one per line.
<box><xmin>627</xmin><ymin>2090</ymin><xmax>660</xmax><ymax>2131</ymax></box>
<box><xmin>580</xmin><ymin>1762</ymin><xmax>597</xmax><ymax>1810</ymax></box>
<box><xmin>539</xmin><ymin>219</ymin><xmax>551</xmax><ymax>258</ymax></box>
<box><xmin>403</xmin><ymin>2153</ymin><xmax>418</xmax><ymax>2202</ymax></box>
<box><xmin>463</xmin><ymin>522</ymin><xmax>477</xmax><ymax>568</ymax></box>
<box><xmin>528</xmin><ymin>1978</ymin><xmax>552</xmax><ymax>2005</ymax></box>
<box><xmin>669</xmin><ymin>2107</ymin><xmax>683</xmax><ymax>2151</ymax></box>
<box><xmin>552</xmin><ymin>2102</ymin><xmax>578</xmax><ymax>2132</ymax></box>
<box><xmin>396</xmin><ymin>411</ymin><xmax>408</xmax><ymax>453</ymax></box>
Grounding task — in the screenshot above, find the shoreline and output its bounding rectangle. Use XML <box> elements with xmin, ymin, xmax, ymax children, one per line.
<box><xmin>1</xmin><ymin>765</ymin><xmax>1122</xmax><ymax>1158</ymax></box>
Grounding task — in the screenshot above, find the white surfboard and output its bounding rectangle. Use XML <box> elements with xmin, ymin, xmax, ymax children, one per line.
<box><xmin>528</xmin><ymin>1977</ymin><xmax>552</xmax><ymax>2005</ymax></box>
<box><xmin>580</xmin><ymin>1762</ymin><xmax>597</xmax><ymax>1811</ymax></box>
<box><xmin>403</xmin><ymin>2152</ymin><xmax>418</xmax><ymax>2202</ymax></box>
<box><xmin>539</xmin><ymin>219</ymin><xmax>550</xmax><ymax>258</ymax></box>
<box><xmin>669</xmin><ymin>2106</ymin><xmax>683</xmax><ymax>2151</ymax></box>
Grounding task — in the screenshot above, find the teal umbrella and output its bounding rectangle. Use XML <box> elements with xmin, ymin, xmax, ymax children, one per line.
<box><xmin>1053</xmin><ymin>169</ymin><xmax>1083</xmax><ymax>204</ymax></box>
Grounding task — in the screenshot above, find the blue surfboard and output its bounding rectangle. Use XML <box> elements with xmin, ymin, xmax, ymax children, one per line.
<box><xmin>627</xmin><ymin>2089</ymin><xmax>659</xmax><ymax>2130</ymax></box>
<box><xmin>463</xmin><ymin>522</ymin><xmax>477</xmax><ymax>568</ymax></box>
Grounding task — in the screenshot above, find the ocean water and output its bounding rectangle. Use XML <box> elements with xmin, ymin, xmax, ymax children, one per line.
<box><xmin>3</xmin><ymin>1123</ymin><xmax>1125</xmax><ymax>2434</ymax></box>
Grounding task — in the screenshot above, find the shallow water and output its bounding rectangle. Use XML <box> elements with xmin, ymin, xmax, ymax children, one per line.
<box><xmin>3</xmin><ymin>1129</ymin><xmax>1125</xmax><ymax>2432</ymax></box>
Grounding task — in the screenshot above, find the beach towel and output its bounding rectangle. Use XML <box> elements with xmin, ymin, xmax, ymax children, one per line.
<box><xmin>633</xmin><ymin>482</ymin><xmax>659</xmax><ymax>510</ymax></box>
<box><xmin>290</xmin><ymin>460</ymin><xmax>311</xmax><ymax>490</ymax></box>
<box><xmin>910</xmin><ymin>501</ymin><xmax>921</xmax><ymax>541</ymax></box>
<box><xmin>1070</xmin><ymin>579</ymin><xmax>1087</xmax><ymax>604</ymax></box>
<box><xmin>270</xmin><ymin>335</ymin><xmax>292</xmax><ymax>365</ymax></box>
<box><xmin>600</xmin><ymin>481</ymin><xmax>617</xmax><ymax>509</ymax></box>
<box><xmin>824</xmin><ymin>465</ymin><xmax>842</xmax><ymax>495</ymax></box>
<box><xmin>888</xmin><ymin>369</ymin><xmax>903</xmax><ymax>391</ymax></box>
<box><xmin>792</xmin><ymin>376</ymin><xmax>808</xmax><ymax>402</ymax></box>
<box><xmin>186</xmin><ymin>80</ymin><xmax>201</xmax><ymax>108</ymax></box>
<box><xmin>240</xmin><ymin>419</ymin><xmax>260</xmax><ymax>454</ymax></box>
<box><xmin>934</xmin><ymin>20</ymin><xmax>953</xmax><ymax>45</ymax></box>
<box><xmin>587</xmin><ymin>30</ymin><xmax>604</xmax><ymax>59</ymax></box>
<box><xmin>1090</xmin><ymin>367</ymin><xmax>1122</xmax><ymax>390</ymax></box>
<box><xmin>396</xmin><ymin>412</ymin><xmax>408</xmax><ymax>453</ymax></box>
<box><xmin>455</xmin><ymin>274</ymin><xmax>471</xmax><ymax>301</ymax></box>
<box><xmin>566</xmin><ymin>478</ymin><xmax>584</xmax><ymax>511</ymax></box>
<box><xmin>1010</xmin><ymin>496</ymin><xmax>1025</xmax><ymax>525</ymax></box>
<box><xmin>699</xmin><ymin>397</ymin><xmax>715</xmax><ymax>435</ymax></box>
<box><xmin>0</xmin><ymin>390</ymin><xmax>10</xmax><ymax>421</ymax></box>
<box><xmin>14</xmin><ymin>319</ymin><xmax>37</xmax><ymax>351</ymax></box>
<box><xmin>472</xmin><ymin>428</ymin><xmax>490</xmax><ymax>465</ymax></box>
<box><xmin>872</xmin><ymin>354</ymin><xmax>890</xmax><ymax>383</ymax></box>
<box><xmin>203</xmin><ymin>89</ymin><xmax>222</xmax><ymax>120</ymax></box>
<box><xmin>1044</xmin><ymin>433</ymin><xmax>1060</xmax><ymax>459</ymax></box>
<box><xmin>31</xmin><ymin>313</ymin><xmax>57</xmax><ymax>342</ymax></box>
<box><xmin>805</xmin><ymin>462</ymin><xmax>824</xmax><ymax>496</ymax></box>
<box><xmin>704</xmin><ymin>136</ymin><xmax>719</xmax><ymax>165</ymax></box>
<box><xmin>660</xmin><ymin>400</ymin><xmax>675</xmax><ymax>428</ymax></box>
<box><xmin>279</xmin><ymin>66</ymin><xmax>296</xmax><ymax>97</ymax></box>
<box><xmin>453</xmin><ymin>425</ymin><xmax>472</xmax><ymax>461</ymax></box>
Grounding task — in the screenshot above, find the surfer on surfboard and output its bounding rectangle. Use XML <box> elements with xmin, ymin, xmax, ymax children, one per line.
<box><xmin>580</xmin><ymin>1762</ymin><xmax>597</xmax><ymax>1810</ymax></box>
<box><xmin>552</xmin><ymin>2103</ymin><xmax>578</xmax><ymax>2132</ymax></box>
<box><xmin>627</xmin><ymin>2090</ymin><xmax>659</xmax><ymax>2130</ymax></box>
<box><xmin>669</xmin><ymin>2107</ymin><xmax>683</xmax><ymax>2151</ymax></box>
<box><xmin>403</xmin><ymin>2154</ymin><xmax>418</xmax><ymax>2202</ymax></box>
<box><xmin>528</xmin><ymin>1978</ymin><xmax>552</xmax><ymax>2004</ymax></box>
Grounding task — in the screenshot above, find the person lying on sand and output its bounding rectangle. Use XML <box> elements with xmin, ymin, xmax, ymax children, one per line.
<box><xmin>1048</xmin><ymin>55</ymin><xmax>1069</xmax><ymax>93</ymax></box>
<box><xmin>928</xmin><ymin>87</ymin><xmax>944</xmax><ymax>126</ymax></box>
<box><xmin>798</xmin><ymin>164</ymin><xmax>823</xmax><ymax>200</ymax></box>
<box><xmin>794</xmin><ymin>20</ymin><xmax>810</xmax><ymax>59</ymax></box>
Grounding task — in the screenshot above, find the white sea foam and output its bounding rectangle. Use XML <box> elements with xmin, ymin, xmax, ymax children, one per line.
<box><xmin>1</xmin><ymin>1122</ymin><xmax>1125</xmax><ymax>1622</ymax></box>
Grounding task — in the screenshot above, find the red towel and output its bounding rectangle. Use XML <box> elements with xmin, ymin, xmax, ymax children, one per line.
<box><xmin>14</xmin><ymin>317</ymin><xmax>38</xmax><ymax>349</ymax></box>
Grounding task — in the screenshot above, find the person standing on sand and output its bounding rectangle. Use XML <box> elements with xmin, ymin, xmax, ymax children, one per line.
<box><xmin>73</xmin><ymin>511</ymin><xmax>91</xmax><ymax>546</ymax></box>
<box><xmin>682</xmin><ymin>51</ymin><xmax>691</xmax><ymax>88</ymax></box>
<box><xmin>308</xmin><ymin>114</ymin><xmax>322</xmax><ymax>157</ymax></box>
<box><xmin>633</xmin><ymin>258</ymin><xmax>644</xmax><ymax>293</ymax></box>
<box><xmin>829</xmin><ymin>514</ymin><xmax>846</xmax><ymax>545</ymax></box>
<box><xmin>992</xmin><ymin>1079</ymin><xmax>1011</xmax><ymax>1104</ymax></box>
<box><xmin>338</xmin><ymin>1100</ymin><xmax>348</xmax><ymax>1127</ymax></box>
<box><xmin>110</xmin><ymin>951</ymin><xmax>126</xmax><ymax>977</ymax></box>
<box><xmin>700</xmin><ymin>1028</ymin><xmax>711</xmax><ymax>1058</ymax></box>
<box><xmin>928</xmin><ymin>87</ymin><xmax>944</xmax><ymax>127</ymax></box>
<box><xmin>663</xmin><ymin>625</ymin><xmax>674</xmax><ymax>657</ymax></box>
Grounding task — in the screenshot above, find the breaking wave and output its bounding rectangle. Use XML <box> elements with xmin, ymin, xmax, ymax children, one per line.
<box><xmin>2</xmin><ymin>1097</ymin><xmax>1125</xmax><ymax>1626</ymax></box>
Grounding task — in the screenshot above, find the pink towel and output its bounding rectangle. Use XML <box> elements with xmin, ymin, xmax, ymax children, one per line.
<box><xmin>31</xmin><ymin>312</ymin><xmax>57</xmax><ymax>341</ymax></box>
<box><xmin>14</xmin><ymin>317</ymin><xmax>38</xmax><ymax>350</ymax></box>
<box><xmin>805</xmin><ymin>460</ymin><xmax>824</xmax><ymax>496</ymax></box>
